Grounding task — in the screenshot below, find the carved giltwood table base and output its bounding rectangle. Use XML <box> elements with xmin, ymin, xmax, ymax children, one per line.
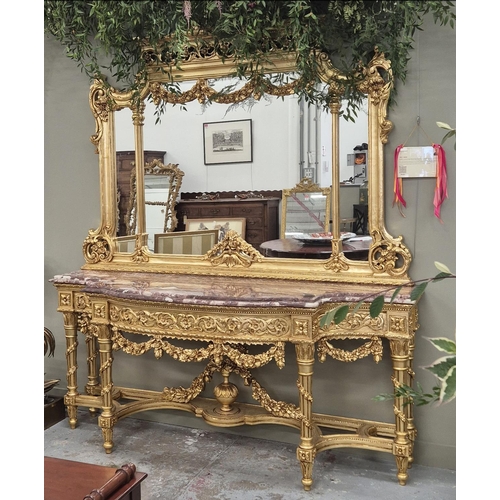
<box><xmin>53</xmin><ymin>270</ymin><xmax>418</xmax><ymax>491</ymax></box>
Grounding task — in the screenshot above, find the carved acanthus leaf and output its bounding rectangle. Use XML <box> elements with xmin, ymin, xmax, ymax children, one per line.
<box><xmin>204</xmin><ymin>230</ymin><xmax>263</xmax><ymax>267</ymax></box>
<box><xmin>324</xmin><ymin>254</ymin><xmax>349</xmax><ymax>272</ymax></box>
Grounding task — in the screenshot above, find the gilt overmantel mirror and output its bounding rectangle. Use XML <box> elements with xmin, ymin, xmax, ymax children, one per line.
<box><xmin>83</xmin><ymin>37</ymin><xmax>412</xmax><ymax>285</ymax></box>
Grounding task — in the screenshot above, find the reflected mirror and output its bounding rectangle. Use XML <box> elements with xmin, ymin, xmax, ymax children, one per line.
<box><xmin>281</xmin><ymin>178</ymin><xmax>331</xmax><ymax>238</ymax></box>
<box><xmin>125</xmin><ymin>159</ymin><xmax>184</xmax><ymax>250</ymax></box>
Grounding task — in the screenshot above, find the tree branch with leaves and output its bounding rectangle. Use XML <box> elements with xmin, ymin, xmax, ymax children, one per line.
<box><xmin>319</xmin><ymin>261</ymin><xmax>456</xmax><ymax>405</ymax></box>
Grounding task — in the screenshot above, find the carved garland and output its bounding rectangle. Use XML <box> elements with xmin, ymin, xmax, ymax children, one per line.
<box><xmin>112</xmin><ymin>328</ymin><xmax>286</xmax><ymax>366</ymax></box>
<box><xmin>158</xmin><ymin>357</ymin><xmax>310</xmax><ymax>426</ymax></box>
<box><xmin>149</xmin><ymin>76</ymin><xmax>299</xmax><ymax>107</ymax></box>
<box><xmin>317</xmin><ymin>337</ymin><xmax>383</xmax><ymax>363</ymax></box>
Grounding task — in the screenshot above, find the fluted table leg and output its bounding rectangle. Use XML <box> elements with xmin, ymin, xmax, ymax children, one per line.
<box><xmin>96</xmin><ymin>324</ymin><xmax>115</xmax><ymax>454</ymax></box>
<box><xmin>295</xmin><ymin>342</ymin><xmax>315</xmax><ymax>491</ymax></box>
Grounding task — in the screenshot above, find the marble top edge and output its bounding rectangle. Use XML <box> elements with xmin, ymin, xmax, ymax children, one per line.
<box><xmin>51</xmin><ymin>270</ymin><xmax>415</xmax><ymax>308</ymax></box>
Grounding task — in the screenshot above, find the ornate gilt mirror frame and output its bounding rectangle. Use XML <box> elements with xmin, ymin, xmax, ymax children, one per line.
<box><xmin>84</xmin><ymin>38</ymin><xmax>412</xmax><ymax>285</ymax></box>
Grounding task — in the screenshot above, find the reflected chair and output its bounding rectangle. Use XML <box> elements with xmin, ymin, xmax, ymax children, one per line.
<box><xmin>154</xmin><ymin>230</ymin><xmax>219</xmax><ymax>255</ymax></box>
<box><xmin>115</xmin><ymin>235</ymin><xmax>137</xmax><ymax>253</ymax></box>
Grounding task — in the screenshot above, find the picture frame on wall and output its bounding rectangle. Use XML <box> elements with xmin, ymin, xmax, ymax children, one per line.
<box><xmin>184</xmin><ymin>217</ymin><xmax>246</xmax><ymax>242</ymax></box>
<box><xmin>203</xmin><ymin>119</ymin><xmax>253</xmax><ymax>165</ymax></box>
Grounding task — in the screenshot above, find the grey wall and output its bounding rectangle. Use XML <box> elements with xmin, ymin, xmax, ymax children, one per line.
<box><xmin>44</xmin><ymin>14</ymin><xmax>455</xmax><ymax>470</ymax></box>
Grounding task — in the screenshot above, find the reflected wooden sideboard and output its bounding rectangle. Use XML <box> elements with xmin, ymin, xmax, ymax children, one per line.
<box><xmin>176</xmin><ymin>191</ymin><xmax>281</xmax><ymax>248</ymax></box>
<box><xmin>52</xmin><ymin>269</ymin><xmax>418</xmax><ymax>491</ymax></box>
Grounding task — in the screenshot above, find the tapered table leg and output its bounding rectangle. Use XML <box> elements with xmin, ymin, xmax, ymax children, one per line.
<box><xmin>390</xmin><ymin>338</ymin><xmax>412</xmax><ymax>485</ymax></box>
<box><xmin>295</xmin><ymin>343</ymin><xmax>315</xmax><ymax>491</ymax></box>
<box><xmin>85</xmin><ymin>333</ymin><xmax>100</xmax><ymax>415</ymax></box>
<box><xmin>406</xmin><ymin>332</ymin><xmax>417</xmax><ymax>468</ymax></box>
<box><xmin>96</xmin><ymin>324</ymin><xmax>115</xmax><ymax>454</ymax></box>
<box><xmin>63</xmin><ymin>311</ymin><xmax>79</xmax><ymax>429</ymax></box>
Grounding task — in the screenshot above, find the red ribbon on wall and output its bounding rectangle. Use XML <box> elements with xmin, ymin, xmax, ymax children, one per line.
<box><xmin>393</xmin><ymin>144</ymin><xmax>406</xmax><ymax>215</ymax></box>
<box><xmin>432</xmin><ymin>143</ymin><xmax>448</xmax><ymax>221</ymax></box>
<box><xmin>393</xmin><ymin>143</ymin><xmax>448</xmax><ymax>221</ymax></box>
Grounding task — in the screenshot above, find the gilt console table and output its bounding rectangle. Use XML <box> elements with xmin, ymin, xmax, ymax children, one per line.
<box><xmin>52</xmin><ymin>269</ymin><xmax>418</xmax><ymax>491</ymax></box>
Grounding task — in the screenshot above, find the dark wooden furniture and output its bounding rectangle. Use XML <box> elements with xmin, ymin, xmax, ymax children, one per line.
<box><xmin>44</xmin><ymin>396</ymin><xmax>65</xmax><ymax>430</ymax></box>
<box><xmin>176</xmin><ymin>190</ymin><xmax>281</xmax><ymax>248</ymax></box>
<box><xmin>116</xmin><ymin>150</ymin><xmax>166</xmax><ymax>236</ymax></box>
<box><xmin>44</xmin><ymin>457</ymin><xmax>147</xmax><ymax>500</ymax></box>
<box><xmin>259</xmin><ymin>238</ymin><xmax>371</xmax><ymax>260</ymax></box>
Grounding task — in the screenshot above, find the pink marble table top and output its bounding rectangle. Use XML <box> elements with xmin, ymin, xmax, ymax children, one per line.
<box><xmin>52</xmin><ymin>270</ymin><xmax>415</xmax><ymax>309</ymax></box>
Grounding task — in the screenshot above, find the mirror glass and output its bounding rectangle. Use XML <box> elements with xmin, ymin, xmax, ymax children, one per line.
<box><xmin>114</xmin><ymin>82</ymin><xmax>367</xmax><ymax>256</ymax></box>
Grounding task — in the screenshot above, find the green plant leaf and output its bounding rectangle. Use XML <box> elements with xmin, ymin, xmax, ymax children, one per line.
<box><xmin>434</xmin><ymin>261</ymin><xmax>451</xmax><ymax>273</ymax></box>
<box><xmin>432</xmin><ymin>271</ymin><xmax>452</xmax><ymax>282</ymax></box>
<box><xmin>426</xmin><ymin>337</ymin><xmax>456</xmax><ymax>354</ymax></box>
<box><xmin>390</xmin><ymin>286</ymin><xmax>402</xmax><ymax>303</ymax></box>
<box><xmin>319</xmin><ymin>309</ymin><xmax>335</xmax><ymax>327</ymax></box>
<box><xmin>441</xmin><ymin>130</ymin><xmax>456</xmax><ymax>144</ymax></box>
<box><xmin>439</xmin><ymin>365</ymin><xmax>456</xmax><ymax>403</ymax></box>
<box><xmin>436</xmin><ymin>121</ymin><xmax>453</xmax><ymax>130</ymax></box>
<box><xmin>352</xmin><ymin>300</ymin><xmax>364</xmax><ymax>313</ymax></box>
<box><xmin>333</xmin><ymin>305</ymin><xmax>350</xmax><ymax>324</ymax></box>
<box><xmin>424</xmin><ymin>355</ymin><xmax>456</xmax><ymax>380</ymax></box>
<box><xmin>410</xmin><ymin>281</ymin><xmax>428</xmax><ymax>301</ymax></box>
<box><xmin>320</xmin><ymin>304</ymin><xmax>351</xmax><ymax>326</ymax></box>
<box><xmin>369</xmin><ymin>295</ymin><xmax>385</xmax><ymax>318</ymax></box>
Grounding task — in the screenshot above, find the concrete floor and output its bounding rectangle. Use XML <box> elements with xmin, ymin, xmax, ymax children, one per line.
<box><xmin>44</xmin><ymin>409</ymin><xmax>456</xmax><ymax>499</ymax></box>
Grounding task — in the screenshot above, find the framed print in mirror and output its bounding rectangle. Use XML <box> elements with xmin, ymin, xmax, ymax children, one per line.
<box><xmin>185</xmin><ymin>217</ymin><xmax>246</xmax><ymax>242</ymax></box>
<box><xmin>203</xmin><ymin>119</ymin><xmax>253</xmax><ymax>165</ymax></box>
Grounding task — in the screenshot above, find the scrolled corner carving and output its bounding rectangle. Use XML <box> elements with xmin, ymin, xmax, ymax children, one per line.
<box><xmin>204</xmin><ymin>230</ymin><xmax>263</xmax><ymax>268</ymax></box>
<box><xmin>89</xmin><ymin>80</ymin><xmax>116</xmax><ymax>152</ymax></box>
<box><xmin>358</xmin><ymin>48</ymin><xmax>393</xmax><ymax>105</ymax></box>
<box><xmin>83</xmin><ymin>233</ymin><xmax>113</xmax><ymax>264</ymax></box>
<box><xmin>369</xmin><ymin>229</ymin><xmax>412</xmax><ymax>277</ymax></box>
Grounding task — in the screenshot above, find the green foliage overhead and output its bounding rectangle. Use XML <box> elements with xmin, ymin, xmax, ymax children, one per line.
<box><xmin>44</xmin><ymin>0</ymin><xmax>455</xmax><ymax>115</ymax></box>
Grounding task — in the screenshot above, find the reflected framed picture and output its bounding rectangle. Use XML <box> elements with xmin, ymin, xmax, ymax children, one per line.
<box><xmin>203</xmin><ymin>119</ymin><xmax>253</xmax><ymax>165</ymax></box>
<box><xmin>184</xmin><ymin>217</ymin><xmax>246</xmax><ymax>242</ymax></box>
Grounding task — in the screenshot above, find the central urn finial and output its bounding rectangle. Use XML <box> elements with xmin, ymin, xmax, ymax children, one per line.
<box><xmin>213</xmin><ymin>368</ymin><xmax>239</xmax><ymax>414</ymax></box>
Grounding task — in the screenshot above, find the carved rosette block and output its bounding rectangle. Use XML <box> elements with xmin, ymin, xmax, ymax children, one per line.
<box><xmin>213</xmin><ymin>368</ymin><xmax>239</xmax><ymax>415</ymax></box>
